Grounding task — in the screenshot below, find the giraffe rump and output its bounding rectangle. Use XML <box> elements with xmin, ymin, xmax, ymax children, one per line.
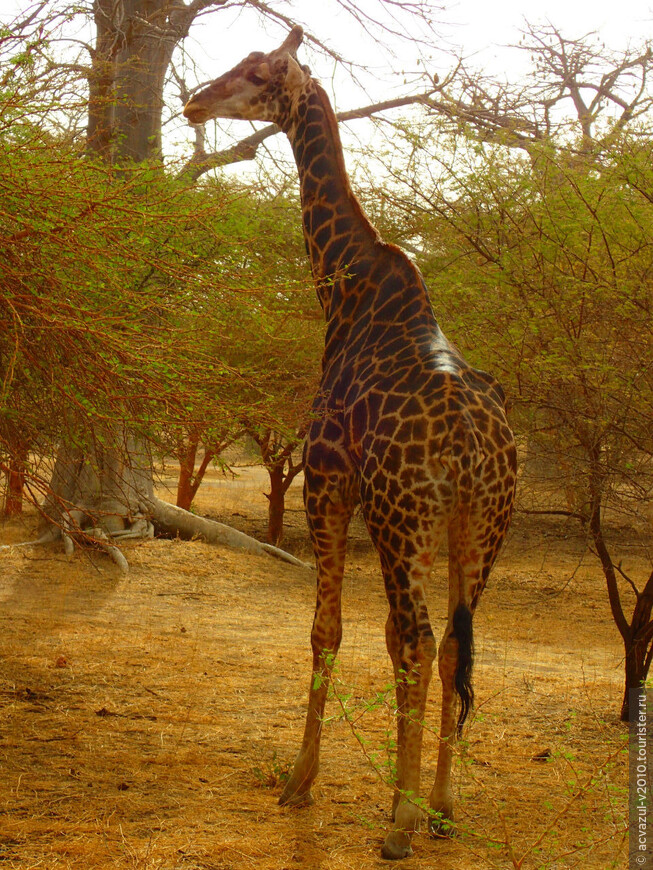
<box><xmin>452</xmin><ymin>602</ymin><xmax>474</xmax><ymax>734</ymax></box>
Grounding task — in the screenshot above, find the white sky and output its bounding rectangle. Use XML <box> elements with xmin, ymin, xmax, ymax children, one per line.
<box><xmin>182</xmin><ymin>0</ymin><xmax>653</xmax><ymax>106</ymax></box>
<box><xmin>448</xmin><ymin>0</ymin><xmax>652</xmax><ymax>63</ymax></box>
<box><xmin>172</xmin><ymin>0</ymin><xmax>652</xmax><ymax>176</ymax></box>
<box><xmin>3</xmin><ymin>0</ymin><xmax>651</xmax><ymax>87</ymax></box>
<box><xmin>2</xmin><ymin>0</ymin><xmax>652</xmax><ymax>164</ymax></box>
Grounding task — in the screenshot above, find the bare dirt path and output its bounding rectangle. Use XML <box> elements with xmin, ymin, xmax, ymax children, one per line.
<box><xmin>0</xmin><ymin>469</ymin><xmax>629</xmax><ymax>869</ymax></box>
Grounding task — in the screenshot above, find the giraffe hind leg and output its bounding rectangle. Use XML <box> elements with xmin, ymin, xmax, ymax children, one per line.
<box><xmin>375</xmin><ymin>551</ymin><xmax>441</xmax><ymax>860</ymax></box>
<box><xmin>429</xmin><ymin>510</ymin><xmax>509</xmax><ymax>833</ymax></box>
<box><xmin>384</xmin><ymin>611</ymin><xmax>408</xmax><ymax>822</ymax></box>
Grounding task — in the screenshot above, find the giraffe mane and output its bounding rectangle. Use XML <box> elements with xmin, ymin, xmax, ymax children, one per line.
<box><xmin>310</xmin><ymin>79</ymin><xmax>382</xmax><ymax>246</ymax></box>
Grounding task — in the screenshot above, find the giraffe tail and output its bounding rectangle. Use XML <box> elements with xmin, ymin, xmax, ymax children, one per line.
<box><xmin>452</xmin><ymin>601</ymin><xmax>474</xmax><ymax>735</ymax></box>
<box><xmin>437</xmin><ymin>409</ymin><xmax>485</xmax><ymax>735</ymax></box>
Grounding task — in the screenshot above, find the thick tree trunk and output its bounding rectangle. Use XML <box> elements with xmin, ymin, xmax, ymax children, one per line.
<box><xmin>43</xmin><ymin>1</ymin><xmax>189</xmax><ymax>551</ymax></box>
<box><xmin>111</xmin><ymin>0</ymin><xmax>172</xmax><ymax>163</ymax></box>
<box><xmin>86</xmin><ymin>0</ymin><xmax>119</xmax><ymax>158</ymax></box>
<box><xmin>37</xmin><ymin>437</ymin><xmax>311</xmax><ymax>571</ymax></box>
<box><xmin>36</xmin><ymin>0</ymin><xmax>311</xmax><ymax>573</ymax></box>
<box><xmin>87</xmin><ymin>0</ymin><xmax>209</xmax><ymax>164</ymax></box>
<box><xmin>39</xmin><ymin>436</ymin><xmax>154</xmax><ymax>538</ymax></box>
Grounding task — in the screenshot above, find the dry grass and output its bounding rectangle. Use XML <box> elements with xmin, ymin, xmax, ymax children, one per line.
<box><xmin>0</xmin><ymin>467</ymin><xmax>631</xmax><ymax>869</ymax></box>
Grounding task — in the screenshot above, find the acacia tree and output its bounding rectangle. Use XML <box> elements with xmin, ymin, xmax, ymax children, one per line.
<box><xmin>164</xmin><ymin>179</ymin><xmax>319</xmax><ymax>525</ymax></box>
<box><xmin>453</xmin><ymin>138</ymin><xmax>653</xmax><ymax>722</ymax></box>
<box><xmin>0</xmin><ymin>11</ymin><xmax>302</xmax><ymax>563</ymax></box>
<box><xmin>245</xmin><ymin>424</ymin><xmax>307</xmax><ymax>545</ymax></box>
<box><xmin>418</xmin><ymin>23</ymin><xmax>653</xmax><ymax>155</ymax></box>
<box><xmin>1</xmin><ymin>0</ymin><xmax>441</xmax><ymax>564</ymax></box>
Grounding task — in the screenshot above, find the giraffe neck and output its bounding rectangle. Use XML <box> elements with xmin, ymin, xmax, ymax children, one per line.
<box><xmin>285</xmin><ymin>78</ymin><xmax>442</xmax><ymax>379</ymax></box>
<box><xmin>286</xmin><ymin>82</ymin><xmax>381</xmax><ymax>313</ymax></box>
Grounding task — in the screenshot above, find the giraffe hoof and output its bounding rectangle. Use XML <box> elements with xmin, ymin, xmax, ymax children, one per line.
<box><xmin>381</xmin><ymin>831</ymin><xmax>413</xmax><ymax>860</ymax></box>
<box><xmin>428</xmin><ymin>811</ymin><xmax>455</xmax><ymax>837</ymax></box>
<box><xmin>278</xmin><ymin>787</ymin><xmax>314</xmax><ymax>808</ymax></box>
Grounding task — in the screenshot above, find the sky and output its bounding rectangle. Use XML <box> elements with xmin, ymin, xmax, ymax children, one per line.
<box><xmin>181</xmin><ymin>0</ymin><xmax>653</xmax><ymax>104</ymax></box>
<box><xmin>3</xmin><ymin>0</ymin><xmax>651</xmax><ymax>81</ymax></box>
<box><xmin>171</xmin><ymin>0</ymin><xmax>652</xmax><ymax>176</ymax></box>
<box><xmin>2</xmin><ymin>0</ymin><xmax>652</xmax><ymax>164</ymax></box>
<box><xmin>446</xmin><ymin>0</ymin><xmax>651</xmax><ymax>62</ymax></box>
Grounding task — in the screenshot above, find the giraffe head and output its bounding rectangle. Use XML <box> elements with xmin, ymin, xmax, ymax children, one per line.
<box><xmin>183</xmin><ymin>26</ymin><xmax>310</xmax><ymax>128</ymax></box>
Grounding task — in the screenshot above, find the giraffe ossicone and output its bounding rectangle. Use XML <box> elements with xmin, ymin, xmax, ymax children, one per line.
<box><xmin>184</xmin><ymin>27</ymin><xmax>516</xmax><ymax>861</ymax></box>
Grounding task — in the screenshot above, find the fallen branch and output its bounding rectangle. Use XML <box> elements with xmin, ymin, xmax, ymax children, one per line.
<box><xmin>1</xmin><ymin>498</ymin><xmax>313</xmax><ymax>573</ymax></box>
<box><xmin>145</xmin><ymin>495</ymin><xmax>313</xmax><ymax>570</ymax></box>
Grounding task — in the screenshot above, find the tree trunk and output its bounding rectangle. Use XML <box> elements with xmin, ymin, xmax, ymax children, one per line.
<box><xmin>620</xmin><ymin>570</ymin><xmax>653</xmax><ymax>721</ymax></box>
<box><xmin>267</xmin><ymin>465</ymin><xmax>286</xmax><ymax>545</ymax></box>
<box><xmin>88</xmin><ymin>0</ymin><xmax>204</xmax><ymax>165</ymax></box>
<box><xmin>110</xmin><ymin>0</ymin><xmax>173</xmax><ymax>163</ymax></box>
<box><xmin>40</xmin><ymin>0</ymin><xmax>304</xmax><ymax>570</ymax></box>
<box><xmin>247</xmin><ymin>425</ymin><xmax>306</xmax><ymax>545</ymax></box>
<box><xmin>588</xmin><ymin>447</ymin><xmax>653</xmax><ymax>721</ymax></box>
<box><xmin>39</xmin><ymin>436</ymin><xmax>154</xmax><ymax>539</ymax></box>
<box><xmin>176</xmin><ymin>433</ymin><xmax>202</xmax><ymax>510</ymax></box>
<box><xmin>176</xmin><ymin>427</ymin><xmax>240</xmax><ymax>510</ymax></box>
<box><xmin>37</xmin><ymin>435</ymin><xmax>311</xmax><ymax>571</ymax></box>
<box><xmin>85</xmin><ymin>0</ymin><xmax>119</xmax><ymax>158</ymax></box>
<box><xmin>2</xmin><ymin>452</ymin><xmax>28</xmax><ymax>517</ymax></box>
<box><xmin>41</xmin><ymin>0</ymin><xmax>200</xmax><ymax>553</ymax></box>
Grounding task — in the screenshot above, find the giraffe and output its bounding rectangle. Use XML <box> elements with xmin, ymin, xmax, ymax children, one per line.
<box><xmin>184</xmin><ymin>26</ymin><xmax>517</xmax><ymax>860</ymax></box>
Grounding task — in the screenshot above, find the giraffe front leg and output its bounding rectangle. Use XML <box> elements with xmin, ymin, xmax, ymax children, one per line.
<box><xmin>279</xmin><ymin>464</ymin><xmax>352</xmax><ymax>808</ymax></box>
<box><xmin>278</xmin><ymin>630</ymin><xmax>340</xmax><ymax>807</ymax></box>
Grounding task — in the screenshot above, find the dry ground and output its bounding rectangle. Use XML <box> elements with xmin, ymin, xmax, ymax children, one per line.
<box><xmin>0</xmin><ymin>466</ymin><xmax>635</xmax><ymax>869</ymax></box>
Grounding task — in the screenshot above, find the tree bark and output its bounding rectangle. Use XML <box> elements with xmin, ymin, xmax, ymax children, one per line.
<box><xmin>41</xmin><ymin>0</ymin><xmax>222</xmax><ymax>560</ymax></box>
<box><xmin>2</xmin><ymin>449</ymin><xmax>28</xmax><ymax>517</ymax></box>
<box><xmin>110</xmin><ymin>0</ymin><xmax>173</xmax><ymax>163</ymax></box>
<box><xmin>145</xmin><ymin>494</ymin><xmax>312</xmax><ymax>569</ymax></box>
<box><xmin>266</xmin><ymin>465</ymin><xmax>286</xmax><ymax>545</ymax></box>
<box><xmin>39</xmin><ymin>437</ymin><xmax>154</xmax><ymax>538</ymax></box>
<box><xmin>176</xmin><ymin>431</ymin><xmax>213</xmax><ymax>510</ymax></box>
<box><xmin>175</xmin><ymin>428</ymin><xmax>239</xmax><ymax>510</ymax></box>
<box><xmin>36</xmin><ymin>437</ymin><xmax>311</xmax><ymax>571</ymax></box>
<box><xmin>620</xmin><ymin>570</ymin><xmax>653</xmax><ymax>721</ymax></box>
<box><xmin>85</xmin><ymin>0</ymin><xmax>119</xmax><ymax>158</ymax></box>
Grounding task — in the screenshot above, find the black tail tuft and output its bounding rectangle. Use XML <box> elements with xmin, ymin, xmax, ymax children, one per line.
<box><xmin>452</xmin><ymin>603</ymin><xmax>474</xmax><ymax>735</ymax></box>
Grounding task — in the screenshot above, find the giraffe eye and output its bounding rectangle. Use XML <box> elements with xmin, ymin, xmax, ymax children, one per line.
<box><xmin>248</xmin><ymin>73</ymin><xmax>267</xmax><ymax>86</ymax></box>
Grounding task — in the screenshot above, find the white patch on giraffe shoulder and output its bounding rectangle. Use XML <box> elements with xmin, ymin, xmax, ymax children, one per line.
<box><xmin>431</xmin><ymin>357</ymin><xmax>458</xmax><ymax>374</ymax></box>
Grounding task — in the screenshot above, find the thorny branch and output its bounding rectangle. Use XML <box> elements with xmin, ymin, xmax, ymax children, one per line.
<box><xmin>180</xmin><ymin>89</ymin><xmax>440</xmax><ymax>180</ymax></box>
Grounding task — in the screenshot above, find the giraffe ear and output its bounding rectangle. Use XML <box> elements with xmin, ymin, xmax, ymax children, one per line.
<box><xmin>249</xmin><ymin>62</ymin><xmax>271</xmax><ymax>84</ymax></box>
<box><xmin>285</xmin><ymin>54</ymin><xmax>306</xmax><ymax>89</ymax></box>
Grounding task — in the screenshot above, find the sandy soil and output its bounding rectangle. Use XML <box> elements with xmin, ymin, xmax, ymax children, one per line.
<box><xmin>0</xmin><ymin>466</ymin><xmax>633</xmax><ymax>869</ymax></box>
